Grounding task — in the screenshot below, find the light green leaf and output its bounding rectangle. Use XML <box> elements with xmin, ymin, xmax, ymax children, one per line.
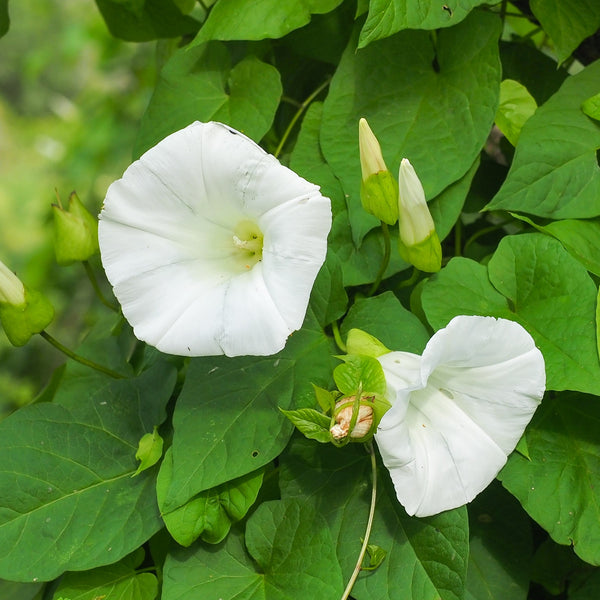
<box><xmin>499</xmin><ymin>393</ymin><xmax>600</xmax><ymax>566</ymax></box>
<box><xmin>496</xmin><ymin>79</ymin><xmax>538</xmax><ymax>146</ymax></box>
<box><xmin>192</xmin><ymin>0</ymin><xmax>344</xmax><ymax>43</ymax></box>
<box><xmin>334</xmin><ymin>354</ymin><xmax>387</xmax><ymax>396</ymax></box>
<box><xmin>0</xmin><ymin>362</ymin><xmax>176</xmax><ymax>582</ymax></box>
<box><xmin>342</xmin><ymin>291</ymin><xmax>431</xmax><ymax>354</ymax></box>
<box><xmin>279</xmin><ymin>437</ymin><xmax>469</xmax><ymax>600</ymax></box>
<box><xmin>346</xmin><ymin>328</ymin><xmax>390</xmax><ymax>358</ymax></box>
<box><xmin>161</xmin><ymin>310</ymin><xmax>336</xmax><ymax>512</ymax></box>
<box><xmin>313</xmin><ymin>384</ymin><xmax>337</xmax><ymax>413</ymax></box>
<box><xmin>161</xmin><ymin>499</ymin><xmax>344</xmax><ymax>599</ymax></box>
<box><xmin>530</xmin><ymin>0</ymin><xmax>600</xmax><ymax>64</ymax></box>
<box><xmin>134</xmin><ymin>42</ymin><xmax>281</xmax><ymax>157</ymax></box>
<box><xmin>157</xmin><ymin>449</ymin><xmax>264</xmax><ymax>546</ymax></box>
<box><xmin>582</xmin><ymin>92</ymin><xmax>600</xmax><ymax>121</ymax></box>
<box><xmin>322</xmin><ymin>11</ymin><xmax>501</xmax><ymax>244</ymax></box>
<box><xmin>359</xmin><ymin>0</ymin><xmax>490</xmax><ymax>47</ymax></box>
<box><xmin>280</xmin><ymin>408</ymin><xmax>332</xmax><ymax>443</ymax></box>
<box><xmin>513</xmin><ymin>214</ymin><xmax>600</xmax><ymax>276</ymax></box>
<box><xmin>465</xmin><ymin>482</ymin><xmax>532</xmax><ymax>600</ymax></box>
<box><xmin>94</xmin><ymin>0</ymin><xmax>200</xmax><ymax>42</ymax></box>
<box><xmin>422</xmin><ymin>234</ymin><xmax>600</xmax><ymax>395</ymax></box>
<box><xmin>52</xmin><ymin>548</ymin><xmax>158</xmax><ymax>600</ymax></box>
<box><xmin>133</xmin><ymin>426</ymin><xmax>164</xmax><ymax>476</ymax></box>
<box><xmin>486</xmin><ymin>60</ymin><xmax>600</xmax><ymax>219</ymax></box>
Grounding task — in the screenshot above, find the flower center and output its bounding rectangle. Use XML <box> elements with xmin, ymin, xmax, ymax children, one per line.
<box><xmin>232</xmin><ymin>220</ymin><xmax>264</xmax><ymax>269</ymax></box>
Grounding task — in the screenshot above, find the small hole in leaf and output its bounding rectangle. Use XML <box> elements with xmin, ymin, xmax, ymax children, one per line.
<box><xmin>252</xmin><ymin>450</ymin><xmax>259</xmax><ymax>458</ymax></box>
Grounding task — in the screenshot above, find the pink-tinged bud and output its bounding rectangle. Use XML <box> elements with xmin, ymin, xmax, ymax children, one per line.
<box><xmin>330</xmin><ymin>395</ymin><xmax>375</xmax><ymax>441</ymax></box>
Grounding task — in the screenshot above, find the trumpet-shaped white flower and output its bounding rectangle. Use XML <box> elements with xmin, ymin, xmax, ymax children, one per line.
<box><xmin>98</xmin><ymin>121</ymin><xmax>331</xmax><ymax>357</ymax></box>
<box><xmin>375</xmin><ymin>315</ymin><xmax>545</xmax><ymax>517</ymax></box>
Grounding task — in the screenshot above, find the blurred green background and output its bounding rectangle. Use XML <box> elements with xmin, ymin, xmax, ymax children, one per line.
<box><xmin>0</xmin><ymin>0</ymin><xmax>156</xmax><ymax>417</ymax></box>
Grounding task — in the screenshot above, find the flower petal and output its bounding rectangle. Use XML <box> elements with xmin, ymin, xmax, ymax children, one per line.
<box><xmin>376</xmin><ymin>315</ymin><xmax>545</xmax><ymax>517</ymax></box>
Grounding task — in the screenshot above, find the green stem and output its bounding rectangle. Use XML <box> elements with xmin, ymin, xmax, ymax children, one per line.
<box><xmin>367</xmin><ymin>222</ymin><xmax>391</xmax><ymax>297</ymax></box>
<box><xmin>83</xmin><ymin>261</ymin><xmax>119</xmax><ymax>312</ymax></box>
<box><xmin>454</xmin><ymin>218</ymin><xmax>462</xmax><ymax>257</ymax></box>
<box><xmin>39</xmin><ymin>330</ymin><xmax>126</xmax><ymax>379</ymax></box>
<box><xmin>340</xmin><ymin>442</ymin><xmax>378</xmax><ymax>600</ymax></box>
<box><xmin>463</xmin><ymin>222</ymin><xmax>509</xmax><ymax>253</ymax></box>
<box><xmin>397</xmin><ymin>267</ymin><xmax>419</xmax><ymax>290</ymax></box>
<box><xmin>274</xmin><ymin>77</ymin><xmax>331</xmax><ymax>159</ymax></box>
<box><xmin>332</xmin><ymin>320</ymin><xmax>347</xmax><ymax>353</ymax></box>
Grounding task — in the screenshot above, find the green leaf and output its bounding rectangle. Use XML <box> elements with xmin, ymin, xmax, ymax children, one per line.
<box><xmin>0</xmin><ymin>362</ymin><xmax>176</xmax><ymax>582</ymax></box>
<box><xmin>279</xmin><ymin>437</ymin><xmax>469</xmax><ymax>600</ymax></box>
<box><xmin>486</xmin><ymin>61</ymin><xmax>600</xmax><ymax>219</ymax></box>
<box><xmin>499</xmin><ymin>393</ymin><xmax>600</xmax><ymax>566</ymax></box>
<box><xmin>52</xmin><ymin>548</ymin><xmax>158</xmax><ymax>600</ymax></box>
<box><xmin>133</xmin><ymin>426</ymin><xmax>164</xmax><ymax>476</ymax></box>
<box><xmin>321</xmin><ymin>11</ymin><xmax>501</xmax><ymax>244</ymax></box>
<box><xmin>161</xmin><ymin>499</ymin><xmax>344</xmax><ymax>599</ymax></box>
<box><xmin>513</xmin><ymin>214</ymin><xmax>600</xmax><ymax>277</ymax></box>
<box><xmin>309</xmin><ymin>249</ymin><xmax>348</xmax><ymax>327</ymax></box>
<box><xmin>363</xmin><ymin>543</ymin><xmax>387</xmax><ymax>570</ymax></box>
<box><xmin>161</xmin><ymin>311</ymin><xmax>336</xmax><ymax>512</ymax></box>
<box><xmin>0</xmin><ymin>0</ymin><xmax>8</xmax><ymax>38</ymax></box>
<box><xmin>530</xmin><ymin>0</ymin><xmax>600</xmax><ymax>64</ymax></box>
<box><xmin>465</xmin><ymin>482</ymin><xmax>532</xmax><ymax>600</ymax></box>
<box><xmin>582</xmin><ymin>91</ymin><xmax>600</xmax><ymax>121</ymax></box>
<box><xmin>134</xmin><ymin>43</ymin><xmax>281</xmax><ymax>158</ymax></box>
<box><xmin>422</xmin><ymin>234</ymin><xmax>600</xmax><ymax>395</ymax></box>
<box><xmin>94</xmin><ymin>0</ymin><xmax>200</xmax><ymax>42</ymax></box>
<box><xmin>333</xmin><ymin>354</ymin><xmax>387</xmax><ymax>396</ymax></box>
<box><xmin>313</xmin><ymin>384</ymin><xmax>337</xmax><ymax>413</ymax></box>
<box><xmin>341</xmin><ymin>291</ymin><xmax>431</xmax><ymax>354</ymax></box>
<box><xmin>157</xmin><ymin>448</ymin><xmax>264</xmax><ymax>546</ymax></box>
<box><xmin>359</xmin><ymin>0</ymin><xmax>490</xmax><ymax>47</ymax></box>
<box><xmin>346</xmin><ymin>328</ymin><xmax>390</xmax><ymax>358</ymax></box>
<box><xmin>0</xmin><ymin>580</ymin><xmax>42</xmax><ymax>600</ymax></box>
<box><xmin>280</xmin><ymin>408</ymin><xmax>332</xmax><ymax>443</ymax></box>
<box><xmin>496</xmin><ymin>79</ymin><xmax>538</xmax><ymax>146</ymax></box>
<box><xmin>192</xmin><ymin>0</ymin><xmax>344</xmax><ymax>44</ymax></box>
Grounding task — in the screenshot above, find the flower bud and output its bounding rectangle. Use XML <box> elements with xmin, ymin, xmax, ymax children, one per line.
<box><xmin>397</xmin><ymin>158</ymin><xmax>442</xmax><ymax>272</ymax></box>
<box><xmin>330</xmin><ymin>395</ymin><xmax>375</xmax><ymax>441</ymax></box>
<box><xmin>52</xmin><ymin>191</ymin><xmax>99</xmax><ymax>265</ymax></box>
<box><xmin>0</xmin><ymin>259</ymin><xmax>54</xmax><ymax>346</ymax></box>
<box><xmin>359</xmin><ymin>118</ymin><xmax>399</xmax><ymax>225</ymax></box>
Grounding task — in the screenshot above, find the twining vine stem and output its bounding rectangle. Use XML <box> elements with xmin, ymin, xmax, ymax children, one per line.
<box><xmin>83</xmin><ymin>260</ymin><xmax>119</xmax><ymax>312</ymax></box>
<box><xmin>340</xmin><ymin>441</ymin><xmax>378</xmax><ymax>600</ymax></box>
<box><xmin>39</xmin><ymin>330</ymin><xmax>126</xmax><ymax>379</ymax></box>
<box><xmin>274</xmin><ymin>76</ymin><xmax>332</xmax><ymax>159</ymax></box>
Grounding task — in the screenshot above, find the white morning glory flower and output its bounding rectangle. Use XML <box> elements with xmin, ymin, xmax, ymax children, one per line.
<box><xmin>98</xmin><ymin>121</ymin><xmax>331</xmax><ymax>357</ymax></box>
<box><xmin>375</xmin><ymin>315</ymin><xmax>545</xmax><ymax>517</ymax></box>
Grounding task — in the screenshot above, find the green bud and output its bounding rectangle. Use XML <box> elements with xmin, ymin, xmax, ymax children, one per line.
<box><xmin>397</xmin><ymin>159</ymin><xmax>442</xmax><ymax>272</ymax></box>
<box><xmin>359</xmin><ymin>118</ymin><xmax>399</xmax><ymax>225</ymax></box>
<box><xmin>0</xmin><ymin>283</ymin><xmax>54</xmax><ymax>346</ymax></box>
<box><xmin>52</xmin><ymin>191</ymin><xmax>99</xmax><ymax>265</ymax></box>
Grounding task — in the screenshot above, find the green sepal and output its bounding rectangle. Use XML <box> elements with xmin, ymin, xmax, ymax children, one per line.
<box><xmin>132</xmin><ymin>426</ymin><xmax>164</xmax><ymax>477</ymax></box>
<box><xmin>398</xmin><ymin>229</ymin><xmax>442</xmax><ymax>273</ymax></box>
<box><xmin>346</xmin><ymin>328</ymin><xmax>390</xmax><ymax>358</ymax></box>
<box><xmin>333</xmin><ymin>354</ymin><xmax>387</xmax><ymax>397</ymax></box>
<box><xmin>360</xmin><ymin>171</ymin><xmax>399</xmax><ymax>225</ymax></box>
<box><xmin>0</xmin><ymin>286</ymin><xmax>54</xmax><ymax>346</ymax></box>
<box><xmin>52</xmin><ymin>191</ymin><xmax>99</xmax><ymax>265</ymax></box>
<box><xmin>280</xmin><ymin>408</ymin><xmax>333</xmax><ymax>444</ymax></box>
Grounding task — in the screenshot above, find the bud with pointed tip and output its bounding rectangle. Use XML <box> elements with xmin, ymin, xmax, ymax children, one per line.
<box><xmin>397</xmin><ymin>158</ymin><xmax>442</xmax><ymax>272</ymax></box>
<box><xmin>0</xmin><ymin>259</ymin><xmax>54</xmax><ymax>346</ymax></box>
<box><xmin>52</xmin><ymin>191</ymin><xmax>99</xmax><ymax>265</ymax></box>
<box><xmin>359</xmin><ymin>118</ymin><xmax>399</xmax><ymax>225</ymax></box>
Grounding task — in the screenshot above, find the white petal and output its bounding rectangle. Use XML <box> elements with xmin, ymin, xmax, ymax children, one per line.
<box><xmin>260</xmin><ymin>195</ymin><xmax>331</xmax><ymax>329</ymax></box>
<box><xmin>376</xmin><ymin>315</ymin><xmax>545</xmax><ymax>517</ymax></box>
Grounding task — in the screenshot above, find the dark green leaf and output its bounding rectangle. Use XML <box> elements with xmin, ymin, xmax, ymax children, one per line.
<box><xmin>530</xmin><ymin>0</ymin><xmax>600</xmax><ymax>64</ymax></box>
<box><xmin>0</xmin><ymin>0</ymin><xmax>8</xmax><ymax>38</ymax></box>
<box><xmin>157</xmin><ymin>449</ymin><xmax>264</xmax><ymax>546</ymax></box>
<box><xmin>0</xmin><ymin>362</ymin><xmax>176</xmax><ymax>582</ymax></box>
<box><xmin>359</xmin><ymin>0</ymin><xmax>489</xmax><ymax>47</ymax></box>
<box><xmin>0</xmin><ymin>580</ymin><xmax>42</xmax><ymax>600</ymax></box>
<box><xmin>486</xmin><ymin>60</ymin><xmax>600</xmax><ymax>219</ymax></box>
<box><xmin>192</xmin><ymin>0</ymin><xmax>344</xmax><ymax>44</ymax></box>
<box><xmin>161</xmin><ymin>310</ymin><xmax>336</xmax><ymax>512</ymax></box>
<box><xmin>95</xmin><ymin>0</ymin><xmax>199</xmax><ymax>42</ymax></box>
<box><xmin>309</xmin><ymin>249</ymin><xmax>348</xmax><ymax>327</ymax></box>
<box><xmin>500</xmin><ymin>393</ymin><xmax>600</xmax><ymax>566</ymax></box>
<box><xmin>134</xmin><ymin>43</ymin><xmax>281</xmax><ymax>157</ymax></box>
<box><xmin>321</xmin><ymin>11</ymin><xmax>501</xmax><ymax>244</ymax></box>
<box><xmin>161</xmin><ymin>498</ymin><xmax>344</xmax><ymax>599</ymax></box>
